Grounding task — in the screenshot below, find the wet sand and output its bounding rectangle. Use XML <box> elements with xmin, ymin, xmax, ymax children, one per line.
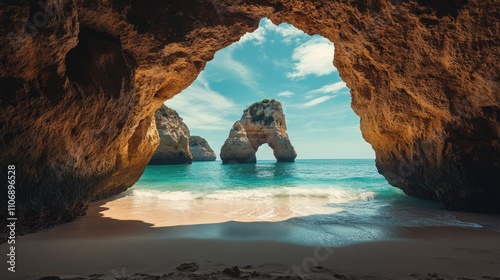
<box><xmin>1</xmin><ymin>198</ymin><xmax>500</xmax><ymax>280</ymax></box>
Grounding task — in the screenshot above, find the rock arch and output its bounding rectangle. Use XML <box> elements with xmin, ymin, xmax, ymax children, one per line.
<box><xmin>220</xmin><ymin>100</ymin><xmax>297</xmax><ymax>163</ymax></box>
<box><xmin>0</xmin><ymin>0</ymin><xmax>499</xmax><ymax>235</ymax></box>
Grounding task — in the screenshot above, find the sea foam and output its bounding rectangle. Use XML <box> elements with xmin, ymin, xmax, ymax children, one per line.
<box><xmin>132</xmin><ymin>186</ymin><xmax>376</xmax><ymax>204</ymax></box>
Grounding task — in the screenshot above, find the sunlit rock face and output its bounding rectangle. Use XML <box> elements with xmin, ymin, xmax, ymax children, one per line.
<box><xmin>190</xmin><ymin>136</ymin><xmax>216</xmax><ymax>161</ymax></box>
<box><xmin>220</xmin><ymin>121</ymin><xmax>257</xmax><ymax>164</ymax></box>
<box><xmin>0</xmin><ymin>0</ymin><xmax>499</xmax><ymax>236</ymax></box>
<box><xmin>221</xmin><ymin>99</ymin><xmax>297</xmax><ymax>163</ymax></box>
<box><xmin>150</xmin><ymin>105</ymin><xmax>192</xmax><ymax>165</ymax></box>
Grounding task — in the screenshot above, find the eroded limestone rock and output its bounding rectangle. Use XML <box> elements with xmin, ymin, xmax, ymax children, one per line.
<box><xmin>190</xmin><ymin>136</ymin><xmax>216</xmax><ymax>161</ymax></box>
<box><xmin>150</xmin><ymin>105</ymin><xmax>192</xmax><ymax>165</ymax></box>
<box><xmin>221</xmin><ymin>99</ymin><xmax>297</xmax><ymax>163</ymax></box>
<box><xmin>220</xmin><ymin>121</ymin><xmax>257</xmax><ymax>163</ymax></box>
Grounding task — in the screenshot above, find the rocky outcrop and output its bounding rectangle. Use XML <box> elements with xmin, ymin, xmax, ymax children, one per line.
<box><xmin>221</xmin><ymin>99</ymin><xmax>297</xmax><ymax>163</ymax></box>
<box><xmin>220</xmin><ymin>122</ymin><xmax>257</xmax><ymax>163</ymax></box>
<box><xmin>190</xmin><ymin>136</ymin><xmax>216</xmax><ymax>161</ymax></box>
<box><xmin>150</xmin><ymin>105</ymin><xmax>192</xmax><ymax>165</ymax></box>
<box><xmin>0</xmin><ymin>0</ymin><xmax>499</xmax><ymax>236</ymax></box>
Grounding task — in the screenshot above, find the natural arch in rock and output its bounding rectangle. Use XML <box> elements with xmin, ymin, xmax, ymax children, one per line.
<box><xmin>0</xmin><ymin>0</ymin><xmax>499</xmax><ymax>236</ymax></box>
<box><xmin>220</xmin><ymin>99</ymin><xmax>297</xmax><ymax>163</ymax></box>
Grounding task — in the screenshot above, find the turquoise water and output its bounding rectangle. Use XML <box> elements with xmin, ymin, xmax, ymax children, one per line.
<box><xmin>124</xmin><ymin>159</ymin><xmax>494</xmax><ymax>246</ymax></box>
<box><xmin>137</xmin><ymin>159</ymin><xmax>389</xmax><ymax>194</ymax></box>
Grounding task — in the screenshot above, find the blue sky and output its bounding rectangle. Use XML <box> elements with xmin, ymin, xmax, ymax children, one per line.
<box><xmin>166</xmin><ymin>18</ymin><xmax>374</xmax><ymax>160</ymax></box>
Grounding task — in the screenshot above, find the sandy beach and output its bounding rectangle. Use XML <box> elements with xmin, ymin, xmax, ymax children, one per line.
<box><xmin>2</xmin><ymin>198</ymin><xmax>500</xmax><ymax>280</ymax></box>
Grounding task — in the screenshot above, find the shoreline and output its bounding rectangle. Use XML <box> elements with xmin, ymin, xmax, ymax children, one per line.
<box><xmin>3</xmin><ymin>234</ymin><xmax>500</xmax><ymax>279</ymax></box>
<box><xmin>1</xmin><ymin>198</ymin><xmax>500</xmax><ymax>280</ymax></box>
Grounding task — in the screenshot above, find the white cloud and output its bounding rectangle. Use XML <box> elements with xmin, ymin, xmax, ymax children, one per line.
<box><xmin>212</xmin><ymin>47</ymin><xmax>260</xmax><ymax>93</ymax></box>
<box><xmin>235</xmin><ymin>18</ymin><xmax>306</xmax><ymax>47</ymax></box>
<box><xmin>271</xmin><ymin>21</ymin><xmax>305</xmax><ymax>45</ymax></box>
<box><xmin>307</xmin><ymin>81</ymin><xmax>348</xmax><ymax>96</ymax></box>
<box><xmin>277</xmin><ymin>91</ymin><xmax>295</xmax><ymax>98</ymax></box>
<box><xmin>286</xmin><ymin>37</ymin><xmax>336</xmax><ymax>80</ymax></box>
<box><xmin>237</xmin><ymin>25</ymin><xmax>267</xmax><ymax>45</ymax></box>
<box><xmin>166</xmin><ymin>75</ymin><xmax>237</xmax><ymax>131</ymax></box>
<box><xmin>302</xmin><ymin>96</ymin><xmax>334</xmax><ymax>107</ymax></box>
<box><xmin>236</xmin><ymin>18</ymin><xmax>273</xmax><ymax>46</ymax></box>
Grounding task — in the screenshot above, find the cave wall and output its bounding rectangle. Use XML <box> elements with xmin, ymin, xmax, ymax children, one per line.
<box><xmin>0</xmin><ymin>0</ymin><xmax>499</xmax><ymax>236</ymax></box>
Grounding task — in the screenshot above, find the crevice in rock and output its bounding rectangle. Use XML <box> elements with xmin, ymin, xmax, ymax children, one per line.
<box><xmin>37</xmin><ymin>64</ymin><xmax>66</xmax><ymax>101</ymax></box>
<box><xmin>415</xmin><ymin>0</ymin><xmax>469</xmax><ymax>18</ymax></box>
<box><xmin>65</xmin><ymin>27</ymin><xmax>135</xmax><ymax>99</ymax></box>
<box><xmin>128</xmin><ymin>116</ymin><xmax>153</xmax><ymax>161</ymax></box>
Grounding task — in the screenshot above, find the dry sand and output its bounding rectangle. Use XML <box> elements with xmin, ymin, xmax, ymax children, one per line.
<box><xmin>1</xmin><ymin>199</ymin><xmax>500</xmax><ymax>280</ymax></box>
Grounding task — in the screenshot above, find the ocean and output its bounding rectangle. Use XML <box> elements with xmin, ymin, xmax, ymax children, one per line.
<box><xmin>101</xmin><ymin>159</ymin><xmax>499</xmax><ymax>246</ymax></box>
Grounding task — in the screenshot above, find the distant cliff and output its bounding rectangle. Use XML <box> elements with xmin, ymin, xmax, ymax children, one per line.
<box><xmin>150</xmin><ymin>105</ymin><xmax>192</xmax><ymax>165</ymax></box>
<box><xmin>190</xmin><ymin>136</ymin><xmax>216</xmax><ymax>161</ymax></box>
<box><xmin>221</xmin><ymin>99</ymin><xmax>297</xmax><ymax>163</ymax></box>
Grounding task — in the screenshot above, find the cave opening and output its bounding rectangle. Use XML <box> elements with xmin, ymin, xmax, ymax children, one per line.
<box><xmin>107</xmin><ymin>18</ymin><xmax>395</xmax><ymax>228</ymax></box>
<box><xmin>166</xmin><ymin>18</ymin><xmax>375</xmax><ymax>161</ymax></box>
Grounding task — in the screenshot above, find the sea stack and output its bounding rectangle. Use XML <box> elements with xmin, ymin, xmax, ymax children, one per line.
<box><xmin>220</xmin><ymin>99</ymin><xmax>297</xmax><ymax>163</ymax></box>
<box><xmin>150</xmin><ymin>104</ymin><xmax>192</xmax><ymax>164</ymax></box>
<box><xmin>190</xmin><ymin>136</ymin><xmax>216</xmax><ymax>161</ymax></box>
<box><xmin>220</xmin><ymin>122</ymin><xmax>257</xmax><ymax>163</ymax></box>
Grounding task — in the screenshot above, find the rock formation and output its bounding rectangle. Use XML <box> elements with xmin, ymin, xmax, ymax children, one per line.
<box><xmin>221</xmin><ymin>99</ymin><xmax>297</xmax><ymax>163</ymax></box>
<box><xmin>150</xmin><ymin>105</ymin><xmax>192</xmax><ymax>165</ymax></box>
<box><xmin>190</xmin><ymin>136</ymin><xmax>216</xmax><ymax>161</ymax></box>
<box><xmin>220</xmin><ymin>122</ymin><xmax>258</xmax><ymax>163</ymax></box>
<box><xmin>0</xmin><ymin>0</ymin><xmax>499</xmax><ymax>236</ymax></box>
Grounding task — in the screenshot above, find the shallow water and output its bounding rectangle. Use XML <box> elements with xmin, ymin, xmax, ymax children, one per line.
<box><xmin>100</xmin><ymin>159</ymin><xmax>500</xmax><ymax>246</ymax></box>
